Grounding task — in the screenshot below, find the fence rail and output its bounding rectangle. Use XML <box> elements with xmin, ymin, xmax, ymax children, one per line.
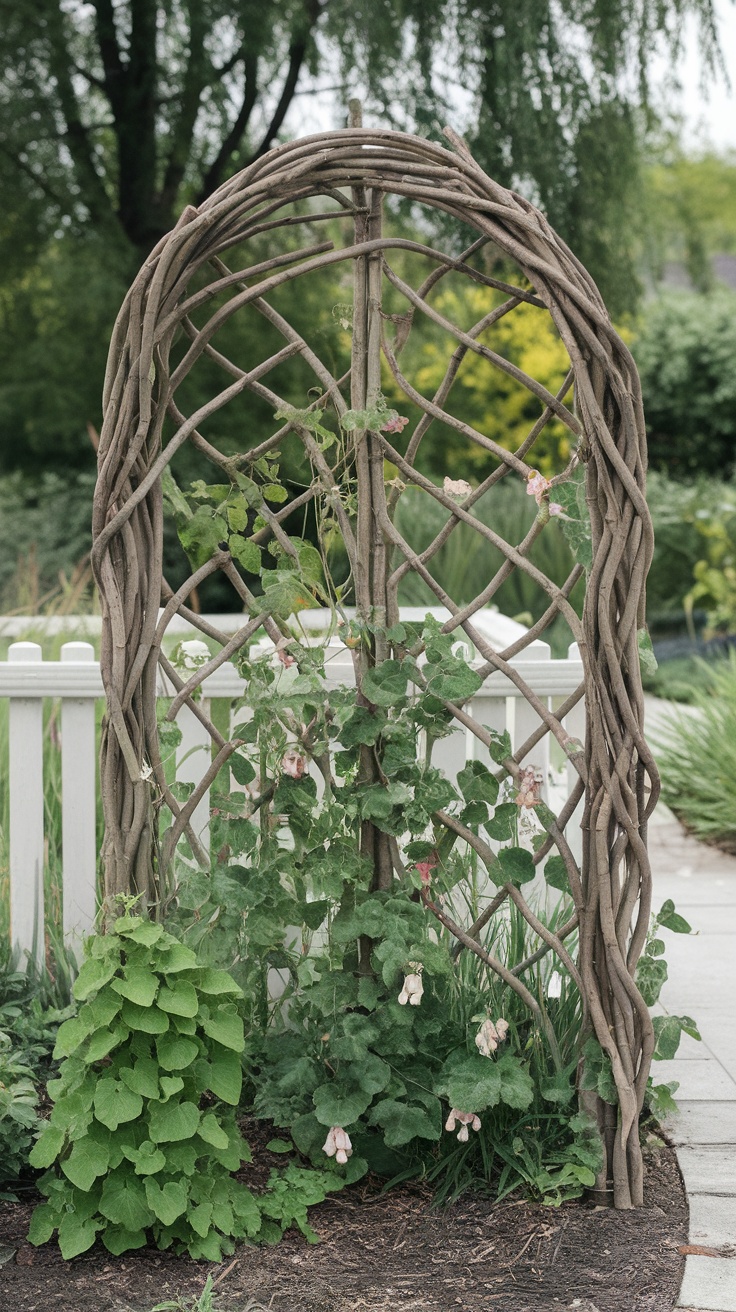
<box><xmin>0</xmin><ymin>613</ymin><xmax>585</xmax><ymax>967</ymax></box>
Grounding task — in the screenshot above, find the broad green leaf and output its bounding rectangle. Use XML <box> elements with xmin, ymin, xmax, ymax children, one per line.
<box><xmin>544</xmin><ymin>856</ymin><xmax>571</xmax><ymax>894</ymax></box>
<box><xmin>653</xmin><ymin>1014</ymin><xmax>701</xmax><ymax>1061</ymax></box>
<box><xmin>636</xmin><ymin>955</ymin><xmax>668</xmax><ymax>1006</ymax></box>
<box><xmin>497</xmin><ymin>846</ymin><xmax>536</xmax><ymax>886</ymax></box>
<box><xmin>200</xmin><ymin>1008</ymin><xmax>244</xmax><ymax>1053</ymax></box>
<box><xmin>117</xmin><ymin>921</ymin><xmax>165</xmax><ymax>947</ymax></box>
<box><xmin>369</xmin><ymin>1098</ymin><xmax>441</xmax><ymax>1147</ymax></box>
<box><xmin>111</xmin><ymin>965</ymin><xmax>159</xmax><ymax>1008</ymax></box>
<box><xmin>485</xmin><ymin>802</ymin><xmax>517</xmax><ymax>841</ymax></box>
<box><xmin>102</xmin><ymin>1226</ymin><xmax>147</xmax><ymax>1255</ymax></box>
<box><xmin>61</xmin><ymin>1137</ymin><xmax>110</xmax><ymax>1191</ymax></box>
<box><xmin>263</xmin><ymin>483</ymin><xmax>288</xmax><ymax>503</ymax></box>
<box><xmin>73</xmin><ymin>955</ymin><xmax>119</xmax><ymax>1002</ymax></box>
<box><xmin>144</xmin><ymin>1178</ymin><xmax>188</xmax><ymax>1226</ymax></box>
<box><xmin>437</xmin><ymin>1052</ymin><xmax>502</xmax><ymax>1113</ymax></box>
<box><xmin>197</xmin><ymin>968</ymin><xmax>243</xmax><ymax>997</ymax></box>
<box><xmin>231</xmin><ymin>753</ymin><xmax>256</xmax><ymax>787</ymax></box>
<box><xmin>156</xmin><ymin>981</ymin><xmax>199</xmax><ymax>1018</ymax></box>
<box><xmin>178</xmin><ymin>505</ymin><xmax>228</xmax><ymax>568</ymax></box>
<box><xmin>425</xmin><ymin>661</ymin><xmax>482</xmax><ymax>703</ymax></box>
<box><xmin>487</xmin><ymin>728</ymin><xmax>512</xmax><ymax>765</ymax></box>
<box><xmin>93</xmin><ymin>1079</ymin><xmax>143</xmax><ymax>1131</ymax></box>
<box><xmin>496</xmin><ymin>1053</ymin><xmax>535</xmax><ymax>1109</ymax></box>
<box><xmin>188</xmin><ymin>1200</ymin><xmax>213</xmax><ymax>1238</ymax></box>
<box><xmin>657</xmin><ymin>900</ymin><xmax>692</xmax><ymax>934</ymax></box>
<box><xmin>159</xmin><ymin>1075</ymin><xmax>185</xmax><ymax>1101</ymax></box>
<box><xmin>206</xmin><ymin>1045</ymin><xmax>243</xmax><ymax>1105</ymax></box>
<box><xmin>148</xmin><ymin>1100</ymin><xmax>201</xmax><ymax>1143</ymax></box>
<box><xmin>121</xmin><ymin>1001</ymin><xmax>169</xmax><ymax>1034</ymax></box>
<box><xmin>226</xmin><ymin>501</ymin><xmax>248</xmax><ymax>532</ymax></box>
<box><xmin>53</xmin><ymin>1012</ymin><xmax>94</xmax><ymax>1058</ymax></box>
<box><xmin>88</xmin><ymin>987</ymin><xmax>123</xmax><ymax>1028</ymax></box>
<box><xmin>198</xmin><ymin>1114</ymin><xmax>229</xmax><ymax>1149</ymax></box>
<box><xmin>457</xmin><ymin>761</ymin><xmax>499</xmax><ymax>806</ymax></box>
<box><xmin>99</xmin><ymin>1174</ymin><xmax>153</xmax><ymax>1231</ymax></box>
<box><xmin>28</xmin><ymin>1203</ymin><xmax>56</xmax><ymax>1246</ymax></box>
<box><xmin>229</xmin><ymin>535</ymin><xmax>262</xmax><ymax>574</ymax></box>
<box><xmin>120</xmin><ymin>1058</ymin><xmax>160</xmax><ymax>1100</ymax></box>
<box><xmin>83</xmin><ymin>1023</ymin><xmax>127</xmax><ymax>1064</ymax></box>
<box><xmin>312</xmin><ymin>1084</ymin><xmax>372</xmax><ymax>1127</ymax></box>
<box><xmin>29</xmin><ymin>1123</ymin><xmax>65</xmax><ymax>1169</ymax></box>
<box><xmin>157</xmin><ymin>942</ymin><xmax>199</xmax><ymax>973</ymax></box>
<box><xmin>361</xmin><ymin>660</ymin><xmax>409</xmax><ymax>707</ymax></box>
<box><xmin>57</xmin><ymin>1212</ymin><xmax>100</xmax><ymax>1260</ymax></box>
<box><xmin>156</xmin><ymin>1033</ymin><xmax>199</xmax><ymax>1071</ymax></box>
<box><xmin>124</xmin><ymin>1140</ymin><xmax>167</xmax><ymax>1176</ymax></box>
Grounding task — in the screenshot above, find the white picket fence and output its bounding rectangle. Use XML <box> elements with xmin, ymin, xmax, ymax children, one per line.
<box><xmin>0</xmin><ymin>609</ymin><xmax>585</xmax><ymax>967</ymax></box>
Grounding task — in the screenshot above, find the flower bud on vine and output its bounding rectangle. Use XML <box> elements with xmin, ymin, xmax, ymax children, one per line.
<box><xmin>475</xmin><ymin>1016</ymin><xmax>509</xmax><ymax>1057</ymax></box>
<box><xmin>322</xmin><ymin>1126</ymin><xmax>353</xmax><ymax>1164</ymax></box>
<box><xmin>398</xmin><ymin>967</ymin><xmax>424</xmax><ymax>1006</ymax></box>
<box><xmin>445</xmin><ymin>1109</ymin><xmax>481</xmax><ymax>1141</ymax></box>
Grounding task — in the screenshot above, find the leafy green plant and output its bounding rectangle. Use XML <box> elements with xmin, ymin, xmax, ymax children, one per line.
<box><xmin>151</xmin><ymin>1276</ymin><xmax>270</xmax><ymax>1312</ymax></box>
<box><xmin>27</xmin><ymin>913</ymin><xmax>343</xmax><ymax>1260</ymax></box>
<box><xmin>655</xmin><ymin>652</ymin><xmax>736</xmax><ymax>851</ymax></box>
<box><xmin>0</xmin><ymin>1033</ymin><xmax>40</xmax><ymax>1198</ymax></box>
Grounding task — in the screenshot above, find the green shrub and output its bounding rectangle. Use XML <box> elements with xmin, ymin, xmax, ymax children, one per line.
<box><xmin>655</xmin><ymin>652</ymin><xmax>736</xmax><ymax>850</ymax></box>
<box><xmin>28</xmin><ymin>913</ymin><xmax>345</xmax><ymax>1260</ymax></box>
<box><xmin>634</xmin><ymin>290</ymin><xmax>736</xmax><ymax>479</ymax></box>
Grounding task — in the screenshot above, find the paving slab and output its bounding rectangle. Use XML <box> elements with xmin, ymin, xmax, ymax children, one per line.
<box><xmin>678</xmin><ymin>1256</ymin><xmax>736</xmax><ymax>1310</ymax></box>
<box><xmin>653</xmin><ymin>1060</ymin><xmax>736</xmax><ymax>1101</ymax></box>
<box><xmin>689</xmin><ymin>1195</ymin><xmax>736</xmax><ymax>1248</ymax></box>
<box><xmin>676</xmin><ymin>1147</ymin><xmax>736</xmax><ymax>1197</ymax></box>
<box><xmin>665</xmin><ymin>1102</ymin><xmax>736</xmax><ymax>1146</ymax></box>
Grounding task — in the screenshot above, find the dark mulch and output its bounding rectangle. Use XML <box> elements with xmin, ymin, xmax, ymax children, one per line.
<box><xmin>0</xmin><ymin>1140</ymin><xmax>687</xmax><ymax>1312</ymax></box>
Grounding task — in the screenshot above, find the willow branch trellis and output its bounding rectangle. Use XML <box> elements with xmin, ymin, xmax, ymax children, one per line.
<box><xmin>92</xmin><ymin>122</ymin><xmax>660</xmax><ymax>1210</ymax></box>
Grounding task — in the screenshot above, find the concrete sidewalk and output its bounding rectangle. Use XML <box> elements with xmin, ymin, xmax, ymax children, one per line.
<box><xmin>649</xmin><ymin>803</ymin><xmax>736</xmax><ymax>1311</ymax></box>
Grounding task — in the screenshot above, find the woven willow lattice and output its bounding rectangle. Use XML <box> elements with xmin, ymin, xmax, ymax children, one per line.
<box><xmin>92</xmin><ymin>125</ymin><xmax>659</xmax><ymax>1209</ymax></box>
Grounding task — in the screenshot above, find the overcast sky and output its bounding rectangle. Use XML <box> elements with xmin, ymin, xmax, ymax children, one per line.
<box><xmin>653</xmin><ymin>0</ymin><xmax>736</xmax><ymax>150</ymax></box>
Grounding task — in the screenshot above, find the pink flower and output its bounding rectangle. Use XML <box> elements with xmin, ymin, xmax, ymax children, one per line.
<box><xmin>277</xmin><ymin>647</ymin><xmax>296</xmax><ymax>668</ymax></box>
<box><xmin>514</xmin><ymin>765</ymin><xmax>543</xmax><ymax>808</ymax></box>
<box><xmin>381</xmin><ymin>414</ymin><xmax>410</xmax><ymax>433</ymax></box>
<box><xmin>445</xmin><ymin>1109</ymin><xmax>482</xmax><ymax>1141</ymax></box>
<box><xmin>282</xmin><ymin>749</ymin><xmax>306</xmax><ymax>779</ymax></box>
<box><xmin>475</xmin><ymin>1017</ymin><xmax>510</xmax><ymax>1057</ymax></box>
<box><xmin>322</xmin><ymin>1126</ymin><xmax>353</xmax><ymax>1165</ymax></box>
<box><xmin>415</xmin><ymin>853</ymin><xmax>439</xmax><ymax>887</ymax></box>
<box><xmin>443</xmin><ymin>477</ymin><xmax>472</xmax><ymax>498</ymax></box>
<box><xmin>548</xmin><ymin>502</ymin><xmax>570</xmax><ymax>520</ymax></box>
<box><xmin>526</xmin><ymin>470</ymin><xmax>551</xmax><ymax>505</ymax></box>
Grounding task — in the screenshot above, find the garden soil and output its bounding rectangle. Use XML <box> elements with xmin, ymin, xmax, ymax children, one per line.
<box><xmin>0</xmin><ymin>1138</ymin><xmax>687</xmax><ymax>1312</ymax></box>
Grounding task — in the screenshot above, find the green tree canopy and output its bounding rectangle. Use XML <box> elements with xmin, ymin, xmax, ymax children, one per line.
<box><xmin>0</xmin><ymin>0</ymin><xmax>724</xmax><ymax>485</ymax></box>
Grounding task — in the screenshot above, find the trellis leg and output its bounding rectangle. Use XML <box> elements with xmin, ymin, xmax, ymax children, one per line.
<box><xmin>8</xmin><ymin>642</ymin><xmax>45</xmax><ymax>971</ymax></box>
<box><xmin>61</xmin><ymin>642</ymin><xmax>98</xmax><ymax>958</ymax></box>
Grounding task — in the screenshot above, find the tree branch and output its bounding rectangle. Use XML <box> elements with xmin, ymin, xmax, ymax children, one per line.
<box><xmin>197</xmin><ymin>54</ymin><xmax>259</xmax><ymax>202</ymax></box>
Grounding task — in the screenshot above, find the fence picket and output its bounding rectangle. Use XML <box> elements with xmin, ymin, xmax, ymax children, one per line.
<box><xmin>8</xmin><ymin>643</ymin><xmax>45</xmax><ymax>968</ymax></box>
<box><xmin>60</xmin><ymin>642</ymin><xmax>98</xmax><ymax>957</ymax></box>
<box><xmin>0</xmin><ymin>618</ymin><xmax>586</xmax><ymax>964</ymax></box>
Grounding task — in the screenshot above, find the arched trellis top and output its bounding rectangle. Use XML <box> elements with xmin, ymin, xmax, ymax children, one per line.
<box><xmin>92</xmin><ymin>124</ymin><xmax>660</xmax><ymax>1211</ymax></box>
